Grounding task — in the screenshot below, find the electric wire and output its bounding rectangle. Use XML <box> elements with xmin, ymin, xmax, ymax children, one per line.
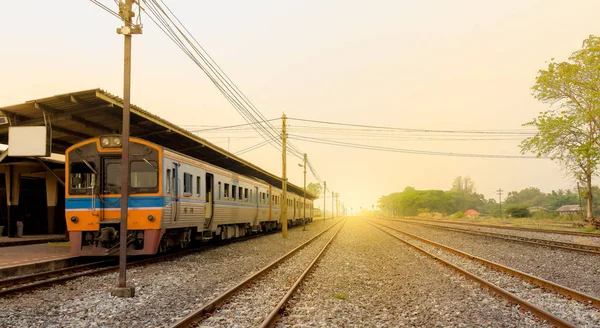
<box><xmin>287</xmin><ymin>117</ymin><xmax>536</xmax><ymax>135</ymax></box>
<box><xmin>89</xmin><ymin>0</ymin><xmax>122</xmax><ymax>20</ymax></box>
<box><xmin>288</xmin><ymin>134</ymin><xmax>548</xmax><ymax>159</ymax></box>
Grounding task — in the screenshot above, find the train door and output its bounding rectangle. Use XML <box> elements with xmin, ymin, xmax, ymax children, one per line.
<box><xmin>169</xmin><ymin>163</ymin><xmax>179</xmax><ymax>222</ymax></box>
<box><xmin>268</xmin><ymin>186</ymin><xmax>272</xmax><ymax>221</ymax></box>
<box><xmin>204</xmin><ymin>173</ymin><xmax>214</xmax><ymax>228</ymax></box>
<box><xmin>101</xmin><ymin>157</ymin><xmax>121</xmax><ymax>219</ymax></box>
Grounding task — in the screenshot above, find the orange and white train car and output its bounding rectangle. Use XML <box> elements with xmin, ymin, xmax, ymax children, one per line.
<box><xmin>65</xmin><ymin>135</ymin><xmax>313</xmax><ymax>256</ymax></box>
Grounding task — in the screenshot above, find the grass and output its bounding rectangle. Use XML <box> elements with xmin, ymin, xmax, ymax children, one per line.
<box><xmin>332</xmin><ymin>292</ymin><xmax>349</xmax><ymax>300</ymax></box>
<box><xmin>395</xmin><ymin>215</ymin><xmax>600</xmax><ymax>234</ymax></box>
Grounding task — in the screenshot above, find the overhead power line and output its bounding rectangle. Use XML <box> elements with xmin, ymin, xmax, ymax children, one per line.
<box><xmin>288</xmin><ymin>134</ymin><xmax>548</xmax><ymax>159</ymax></box>
<box><xmin>287</xmin><ymin>117</ymin><xmax>536</xmax><ymax>136</ymax></box>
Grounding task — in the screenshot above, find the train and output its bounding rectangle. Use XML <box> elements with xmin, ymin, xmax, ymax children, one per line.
<box><xmin>65</xmin><ymin>135</ymin><xmax>313</xmax><ymax>256</ymax></box>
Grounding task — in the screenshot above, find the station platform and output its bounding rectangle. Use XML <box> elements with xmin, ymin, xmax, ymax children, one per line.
<box><xmin>0</xmin><ymin>234</ymin><xmax>67</xmax><ymax>247</ymax></box>
<box><xmin>0</xmin><ymin>242</ymin><xmax>72</xmax><ymax>270</ymax></box>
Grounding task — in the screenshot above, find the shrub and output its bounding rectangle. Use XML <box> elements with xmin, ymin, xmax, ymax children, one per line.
<box><xmin>454</xmin><ymin>211</ymin><xmax>464</xmax><ymax>218</ymax></box>
<box><xmin>506</xmin><ymin>204</ymin><xmax>531</xmax><ymax>218</ymax></box>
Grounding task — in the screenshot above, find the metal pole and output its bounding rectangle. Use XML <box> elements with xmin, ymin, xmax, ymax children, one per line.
<box><xmin>281</xmin><ymin>114</ymin><xmax>288</xmax><ymax>239</ymax></box>
<box><xmin>112</xmin><ymin>0</ymin><xmax>140</xmax><ymax>297</ymax></box>
<box><xmin>303</xmin><ymin>153</ymin><xmax>306</xmax><ymax>231</ymax></box>
<box><xmin>323</xmin><ymin>181</ymin><xmax>326</xmax><ymax>222</ymax></box>
<box><xmin>497</xmin><ymin>188</ymin><xmax>503</xmax><ymax>217</ymax></box>
<box><xmin>577</xmin><ymin>182</ymin><xmax>583</xmax><ymax>219</ymax></box>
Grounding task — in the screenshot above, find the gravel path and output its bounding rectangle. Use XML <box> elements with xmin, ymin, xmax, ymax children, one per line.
<box><xmin>394</xmin><ymin>219</ymin><xmax>600</xmax><ymax>246</ymax></box>
<box><xmin>280</xmin><ymin>217</ymin><xmax>543</xmax><ymax>327</ymax></box>
<box><xmin>374</xmin><ymin>221</ymin><xmax>600</xmax><ymax>327</ymax></box>
<box><xmin>199</xmin><ymin>220</ymin><xmax>344</xmax><ymax>327</ymax></box>
<box><xmin>0</xmin><ymin>219</ymin><xmax>341</xmax><ymax>328</ymax></box>
<box><xmin>375</xmin><ymin>218</ymin><xmax>600</xmax><ymax>299</ymax></box>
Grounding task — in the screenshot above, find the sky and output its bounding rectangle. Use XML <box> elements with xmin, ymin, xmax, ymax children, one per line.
<box><xmin>1</xmin><ymin>0</ymin><xmax>600</xmax><ymax>213</ymax></box>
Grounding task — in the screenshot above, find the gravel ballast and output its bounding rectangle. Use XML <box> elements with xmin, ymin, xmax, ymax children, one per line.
<box><xmin>199</xmin><ymin>220</ymin><xmax>344</xmax><ymax>327</ymax></box>
<box><xmin>398</xmin><ymin>219</ymin><xmax>600</xmax><ymax>247</ymax></box>
<box><xmin>280</xmin><ymin>217</ymin><xmax>543</xmax><ymax>327</ymax></box>
<box><xmin>0</xmin><ymin>218</ymin><xmax>340</xmax><ymax>328</ymax></box>
<box><xmin>375</xmin><ymin>222</ymin><xmax>600</xmax><ymax>327</ymax></box>
<box><xmin>376</xmin><ymin>218</ymin><xmax>600</xmax><ymax>299</ymax></box>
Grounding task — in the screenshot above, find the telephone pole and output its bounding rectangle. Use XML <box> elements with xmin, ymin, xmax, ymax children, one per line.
<box><xmin>496</xmin><ymin>188</ymin><xmax>503</xmax><ymax>217</ymax></box>
<box><xmin>281</xmin><ymin>114</ymin><xmax>288</xmax><ymax>239</ymax></box>
<box><xmin>336</xmin><ymin>193</ymin><xmax>339</xmax><ymax>217</ymax></box>
<box><xmin>112</xmin><ymin>0</ymin><xmax>141</xmax><ymax>298</ymax></box>
<box><xmin>301</xmin><ymin>154</ymin><xmax>307</xmax><ymax>231</ymax></box>
<box><xmin>332</xmin><ymin>191</ymin><xmax>334</xmax><ymax>218</ymax></box>
<box><xmin>323</xmin><ymin>181</ymin><xmax>326</xmax><ymax>222</ymax></box>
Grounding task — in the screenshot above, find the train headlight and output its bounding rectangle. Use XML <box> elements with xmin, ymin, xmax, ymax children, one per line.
<box><xmin>147</xmin><ymin>215</ymin><xmax>155</xmax><ymax>222</ymax></box>
<box><xmin>70</xmin><ymin>216</ymin><xmax>79</xmax><ymax>223</ymax></box>
<box><xmin>113</xmin><ymin>137</ymin><xmax>122</xmax><ymax>146</ymax></box>
<box><xmin>100</xmin><ymin>137</ymin><xmax>111</xmax><ymax>147</ymax></box>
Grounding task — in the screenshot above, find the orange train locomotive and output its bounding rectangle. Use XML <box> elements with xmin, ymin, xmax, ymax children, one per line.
<box><xmin>65</xmin><ymin>135</ymin><xmax>313</xmax><ymax>256</ymax></box>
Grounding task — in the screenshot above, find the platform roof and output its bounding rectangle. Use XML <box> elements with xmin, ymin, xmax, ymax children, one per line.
<box><xmin>0</xmin><ymin>89</ymin><xmax>315</xmax><ymax>199</ymax></box>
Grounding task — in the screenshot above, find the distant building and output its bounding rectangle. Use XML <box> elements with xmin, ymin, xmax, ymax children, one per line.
<box><xmin>556</xmin><ymin>205</ymin><xmax>582</xmax><ymax>215</ymax></box>
<box><xmin>528</xmin><ymin>206</ymin><xmax>548</xmax><ymax>213</ymax></box>
<box><xmin>464</xmin><ymin>209</ymin><xmax>480</xmax><ymax>217</ymax></box>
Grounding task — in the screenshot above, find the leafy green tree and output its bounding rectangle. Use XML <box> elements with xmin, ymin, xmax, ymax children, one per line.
<box><xmin>307</xmin><ymin>182</ymin><xmax>323</xmax><ymax>199</ymax></box>
<box><xmin>546</xmin><ymin>189</ymin><xmax>579</xmax><ymax>211</ymax></box>
<box><xmin>504</xmin><ymin>188</ymin><xmax>547</xmax><ymax>207</ymax></box>
<box><xmin>523</xmin><ymin>35</ymin><xmax>600</xmax><ymax>223</ymax></box>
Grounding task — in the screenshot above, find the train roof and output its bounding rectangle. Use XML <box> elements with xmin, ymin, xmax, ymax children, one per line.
<box><xmin>0</xmin><ymin>88</ymin><xmax>316</xmax><ymax>199</ymax></box>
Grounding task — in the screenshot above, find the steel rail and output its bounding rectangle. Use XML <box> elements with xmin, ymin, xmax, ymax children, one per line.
<box><xmin>366</xmin><ymin>220</ymin><xmax>577</xmax><ymax>328</ymax></box>
<box><xmin>389</xmin><ymin>217</ymin><xmax>600</xmax><ymax>238</ymax></box>
<box><xmin>370</xmin><ymin>220</ymin><xmax>600</xmax><ymax>309</ymax></box>
<box><xmin>0</xmin><ymin>259</ymin><xmax>115</xmax><ymax>290</ymax></box>
<box><xmin>0</xmin><ymin>227</ymin><xmax>287</xmax><ymax>297</ymax></box>
<box><xmin>259</xmin><ymin>219</ymin><xmax>347</xmax><ymax>328</ymax></box>
<box><xmin>391</xmin><ymin>218</ymin><xmax>600</xmax><ymax>255</ymax></box>
<box><xmin>171</xmin><ymin>218</ymin><xmax>345</xmax><ymax>328</ymax></box>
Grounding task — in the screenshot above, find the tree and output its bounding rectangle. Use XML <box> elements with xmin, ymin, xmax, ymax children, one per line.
<box><xmin>307</xmin><ymin>182</ymin><xmax>323</xmax><ymax>199</ymax></box>
<box><xmin>532</xmin><ymin>36</ymin><xmax>600</xmax><ymax>138</ymax></box>
<box><xmin>504</xmin><ymin>188</ymin><xmax>547</xmax><ymax>207</ymax></box>
<box><xmin>451</xmin><ymin>176</ymin><xmax>475</xmax><ymax>195</ymax></box>
<box><xmin>523</xmin><ymin>36</ymin><xmax>600</xmax><ymax>223</ymax></box>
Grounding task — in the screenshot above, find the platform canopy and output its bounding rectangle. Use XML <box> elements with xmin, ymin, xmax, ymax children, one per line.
<box><xmin>0</xmin><ymin>89</ymin><xmax>315</xmax><ymax>199</ymax></box>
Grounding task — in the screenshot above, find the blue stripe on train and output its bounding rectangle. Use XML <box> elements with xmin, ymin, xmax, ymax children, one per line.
<box><xmin>66</xmin><ymin>196</ymin><xmax>165</xmax><ymax>210</ymax></box>
<box><xmin>66</xmin><ymin>196</ymin><xmax>277</xmax><ymax>210</ymax></box>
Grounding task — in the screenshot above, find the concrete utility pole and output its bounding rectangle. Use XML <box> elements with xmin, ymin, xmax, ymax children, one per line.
<box><xmin>112</xmin><ymin>0</ymin><xmax>141</xmax><ymax>298</ymax></box>
<box><xmin>298</xmin><ymin>154</ymin><xmax>307</xmax><ymax>231</ymax></box>
<box><xmin>336</xmin><ymin>193</ymin><xmax>339</xmax><ymax>218</ymax></box>
<box><xmin>496</xmin><ymin>188</ymin><xmax>503</xmax><ymax>217</ymax></box>
<box><xmin>332</xmin><ymin>191</ymin><xmax>334</xmax><ymax>218</ymax></box>
<box><xmin>281</xmin><ymin>114</ymin><xmax>288</xmax><ymax>239</ymax></box>
<box><xmin>323</xmin><ymin>181</ymin><xmax>326</xmax><ymax>222</ymax></box>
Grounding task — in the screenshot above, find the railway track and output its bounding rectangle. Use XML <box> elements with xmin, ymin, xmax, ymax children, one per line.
<box><xmin>393</xmin><ymin>217</ymin><xmax>600</xmax><ymax>238</ymax></box>
<box><xmin>389</xmin><ymin>218</ymin><xmax>600</xmax><ymax>255</ymax></box>
<box><xmin>0</xmin><ymin>229</ymin><xmax>285</xmax><ymax>297</ymax></box>
<box><xmin>172</xmin><ymin>218</ymin><xmax>347</xmax><ymax>328</ymax></box>
<box><xmin>368</xmin><ymin>219</ymin><xmax>600</xmax><ymax>328</ymax></box>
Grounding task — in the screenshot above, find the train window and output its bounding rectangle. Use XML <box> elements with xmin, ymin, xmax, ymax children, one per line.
<box><xmin>196</xmin><ymin>177</ymin><xmax>201</xmax><ymax>197</ymax></box>
<box><xmin>104</xmin><ymin>162</ymin><xmax>121</xmax><ymax>194</ymax></box>
<box><xmin>239</xmin><ymin>187</ymin><xmax>243</xmax><ymax>202</ymax></box>
<box><xmin>69</xmin><ymin>162</ymin><xmax>97</xmax><ymax>194</ymax></box>
<box><xmin>232</xmin><ymin>185</ymin><xmax>237</xmax><ymax>200</ymax></box>
<box><xmin>244</xmin><ymin>188</ymin><xmax>248</xmax><ymax>202</ymax></box>
<box><xmin>224</xmin><ymin>183</ymin><xmax>230</xmax><ymax>199</ymax></box>
<box><xmin>131</xmin><ymin>161</ymin><xmax>158</xmax><ymax>191</ymax></box>
<box><xmin>218</xmin><ymin>182</ymin><xmax>222</xmax><ymax>200</ymax></box>
<box><xmin>183</xmin><ymin>173</ymin><xmax>193</xmax><ymax>196</ymax></box>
